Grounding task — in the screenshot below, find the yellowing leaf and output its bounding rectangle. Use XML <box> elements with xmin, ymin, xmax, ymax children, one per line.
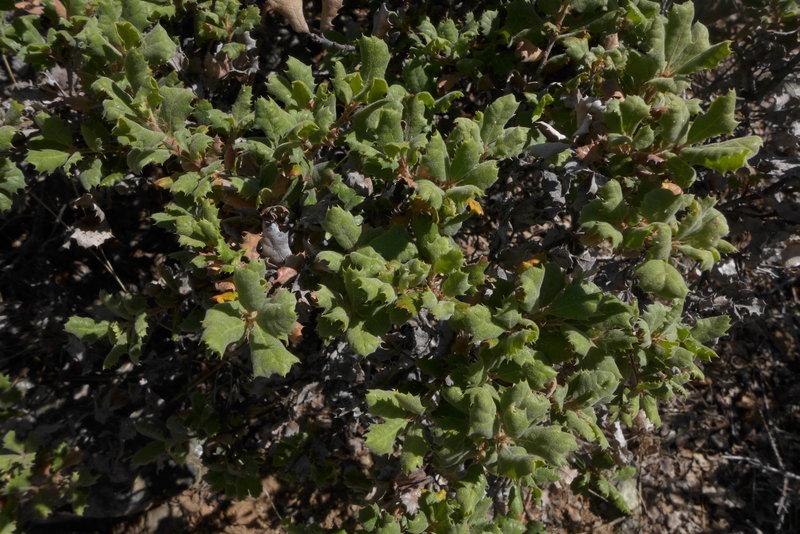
<box><xmin>466</xmin><ymin>198</ymin><xmax>484</xmax><ymax>215</ymax></box>
<box><xmin>211</xmin><ymin>291</ymin><xmax>237</xmax><ymax>304</ymax></box>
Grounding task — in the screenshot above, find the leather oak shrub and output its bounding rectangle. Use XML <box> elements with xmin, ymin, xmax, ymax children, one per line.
<box><xmin>0</xmin><ymin>0</ymin><xmax>759</xmax><ymax>531</ymax></box>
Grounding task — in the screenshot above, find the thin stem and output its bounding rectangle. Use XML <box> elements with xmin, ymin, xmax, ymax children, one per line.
<box><xmin>535</xmin><ymin>0</ymin><xmax>571</xmax><ymax>77</ymax></box>
<box><xmin>2</xmin><ymin>53</ymin><xmax>17</xmax><ymax>85</ymax></box>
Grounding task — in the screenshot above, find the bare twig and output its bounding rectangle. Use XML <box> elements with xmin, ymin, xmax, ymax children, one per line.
<box><xmin>306</xmin><ymin>32</ymin><xmax>356</xmax><ymax>52</ymax></box>
<box><xmin>534</xmin><ymin>0</ymin><xmax>571</xmax><ymax>77</ymax></box>
<box><xmin>721</xmin><ymin>455</ymin><xmax>800</xmax><ymax>483</ymax></box>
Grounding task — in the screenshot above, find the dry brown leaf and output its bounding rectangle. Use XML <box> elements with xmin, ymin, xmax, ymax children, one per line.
<box><xmin>273</xmin><ymin>265</ymin><xmax>299</xmax><ymax>286</ymax></box>
<box><xmin>515</xmin><ymin>39</ymin><xmax>541</xmax><ymax>62</ymax></box>
<box><xmin>288</xmin><ymin>322</ymin><xmax>304</xmax><ymax>346</ymax></box>
<box><xmin>575</xmin><ymin>143</ymin><xmax>603</xmax><ymax>165</ymax></box>
<box><xmin>661</xmin><ymin>182</ymin><xmax>683</xmax><ymax>195</ymax></box>
<box><xmin>14</xmin><ymin>0</ymin><xmax>43</xmax><ymax>15</ymax></box>
<box><xmin>240</xmin><ymin>232</ymin><xmax>262</xmax><ymax>262</ymax></box>
<box><xmin>267</xmin><ymin>0</ymin><xmax>309</xmax><ymax>33</ymax></box>
<box><xmin>320</xmin><ymin>0</ymin><xmax>343</xmax><ymax>32</ymax></box>
<box><xmin>52</xmin><ymin>0</ymin><xmax>67</xmax><ymax>18</ymax></box>
<box><xmin>215</xmin><ymin>280</ymin><xmax>236</xmax><ymax>292</ymax></box>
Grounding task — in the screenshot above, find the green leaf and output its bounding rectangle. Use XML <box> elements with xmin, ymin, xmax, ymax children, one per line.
<box><xmin>365</xmin><ymin>418</ymin><xmax>407</xmax><ymax>455</ymax></box>
<box><xmin>33</xmin><ymin>112</ymin><xmax>72</xmax><ymax>147</ymax></box>
<box><xmin>347</xmin><ymin>321</ymin><xmax>383</xmax><ymax>356</ymax></box>
<box><xmin>604</xmin><ymin>95</ymin><xmax>650</xmax><ymax>135</ymax></box>
<box><xmin>518</xmin><ymin>426</ymin><xmax>577</xmax><ymax>466</ymax></box>
<box><xmin>359</xmin><ymin>36</ymin><xmax>390</xmax><ymax>83</ymax></box>
<box><xmin>400</xmin><ymin>424</ymin><xmax>427</xmax><ymax>473</ymax></box>
<box><xmin>496</xmin><ymin>446</ymin><xmax>535</xmax><ymax>479</ymax></box>
<box><xmin>141</xmin><ymin>23</ymin><xmax>176</xmax><ymax>65</ymax></box>
<box><xmin>686</xmin><ymin>90</ymin><xmax>738</xmax><ymax>145</ymax></box>
<box><xmin>454</xmin><ymin>304</ymin><xmax>504</xmax><ymax>341</ymax></box>
<box><xmin>691</xmin><ymin>315</ymin><xmax>731</xmax><ymax>343</ymax></box>
<box><xmin>65</xmin><ymin>316</ymin><xmax>111</xmax><ymax>343</ymax></box>
<box><xmin>422</xmin><ymin>131</ymin><xmax>448</xmax><ymax>183</ymax></box>
<box><xmin>567</xmin><ymin>370</ymin><xmax>620</xmax><ymax>408</ymax></box>
<box><xmin>675</xmin><ymin>41</ymin><xmax>731</xmax><ymax>75</ymax></box>
<box><xmin>550</xmin><ymin>281</ymin><xmax>602</xmax><ymax>319</ymax></box>
<box><xmin>658</xmin><ymin>94</ymin><xmax>690</xmax><ymax>145</ymax></box>
<box><xmin>202</xmin><ymin>302</ymin><xmax>245</xmax><ymax>356</ymax></box>
<box><xmin>367</xmin><ymin>390</ymin><xmax>425</xmax><ymax>418</ymax></box>
<box><xmin>250</xmin><ymin>323</ymin><xmax>299</xmax><ymax>377</ymax></box>
<box><xmin>322</xmin><ymin>206</ymin><xmax>362</xmax><ymax>250</ymax></box>
<box><xmin>26</xmin><ymin>149</ymin><xmax>71</xmax><ymax>173</ymax></box>
<box><xmin>663</xmin><ymin>2</ymin><xmax>695</xmax><ymax>68</ymax></box>
<box><xmin>158</xmin><ymin>87</ymin><xmax>195</xmax><ymax>133</ymax></box>
<box><xmin>635</xmin><ymin>259</ymin><xmax>688</xmax><ymax>299</ymax></box>
<box><xmin>467</xmin><ymin>386</ymin><xmax>497</xmax><ymax>439</ymax></box>
<box><xmin>0</xmin><ymin>158</ymin><xmax>24</xmax><ymax>211</ymax></box>
<box><xmin>679</xmin><ymin>136</ymin><xmax>762</xmax><ymax>173</ymax></box>
<box><xmin>255</xmin><ymin>288</ymin><xmax>297</xmax><ymax>339</ymax></box>
<box><xmin>234</xmin><ymin>261</ymin><xmax>267</xmax><ymax>312</ymax></box>
<box><xmin>640</xmin><ymin>187</ymin><xmax>689</xmax><ymax>223</ymax></box>
<box><xmin>479</xmin><ymin>94</ymin><xmax>518</xmax><ymax>144</ymax></box>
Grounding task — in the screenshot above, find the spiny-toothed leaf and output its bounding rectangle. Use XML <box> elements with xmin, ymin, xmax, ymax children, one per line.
<box><xmin>518</xmin><ymin>426</ymin><xmax>577</xmax><ymax>466</ymax></box>
<box><xmin>466</xmin><ymin>386</ymin><xmax>497</xmax><ymax>439</ymax></box>
<box><xmin>234</xmin><ymin>261</ymin><xmax>267</xmax><ymax>312</ymax></box>
<box><xmin>285</xmin><ymin>57</ymin><xmax>315</xmax><ymax>91</ymax></box>
<box><xmin>675</xmin><ymin>41</ymin><xmax>731</xmax><ymax>75</ymax></box>
<box><xmin>250</xmin><ymin>323</ymin><xmax>299</xmax><ymax>377</ymax></box>
<box><xmin>663</xmin><ymin>2</ymin><xmax>694</xmax><ymax>68</ymax></box>
<box><xmin>686</xmin><ymin>90</ymin><xmax>738</xmax><ymax>145</ymax></box>
<box><xmin>550</xmin><ymin>280</ymin><xmax>602</xmax><ymax>320</ymax></box>
<box><xmin>641</xmin><ymin>394</ymin><xmax>661</xmax><ymax>426</ymax></box>
<box><xmin>367</xmin><ymin>390</ymin><xmax>425</xmax><ymax>417</ymax></box>
<box><xmin>567</xmin><ymin>370</ymin><xmax>620</xmax><ymax>408</ymax></box>
<box><xmin>141</xmin><ymin>23</ymin><xmax>176</xmax><ymax>65</ymax></box>
<box><xmin>158</xmin><ymin>87</ymin><xmax>194</xmax><ymax>133</ymax></box>
<box><xmin>449</xmin><ymin>139</ymin><xmax>483</xmax><ymax>183</ymax></box>
<box><xmin>0</xmin><ymin>158</ymin><xmax>24</xmax><ymax>211</ymax></box>
<box><xmin>202</xmin><ymin>302</ymin><xmax>246</xmax><ymax>356</ymax></box>
<box><xmin>347</xmin><ymin>321</ymin><xmax>382</xmax><ymax>356</ymax></box>
<box><xmin>479</xmin><ymin>94</ymin><xmax>519</xmax><ymax>144</ymax></box>
<box><xmin>365</xmin><ymin>418</ymin><xmax>407</xmax><ymax>455</ymax></box>
<box><xmin>422</xmin><ymin>131</ymin><xmax>449</xmax><ymax>183</ymax></box>
<box><xmin>454</xmin><ymin>465</ymin><xmax>487</xmax><ymax>515</ymax></box>
<box><xmin>26</xmin><ymin>149</ymin><xmax>71</xmax><ymax>174</ymax></box>
<box><xmin>489</xmin><ymin>126</ymin><xmax>529</xmax><ymax>158</ymax></box>
<box><xmin>322</xmin><ymin>206</ymin><xmax>362</xmax><ymax>250</ymax></box>
<box><xmin>691</xmin><ymin>315</ymin><xmax>731</xmax><ymax>343</ymax></box>
<box><xmin>400</xmin><ymin>424</ymin><xmax>427</xmax><ymax>474</ymax></box>
<box><xmin>254</xmin><ymin>97</ymin><xmax>295</xmax><ymax>144</ymax></box>
<box><xmin>459</xmin><ymin>161</ymin><xmax>498</xmax><ymax>190</ymax></box>
<box><xmin>65</xmin><ymin>316</ymin><xmax>112</xmax><ymax>343</ymax></box>
<box><xmin>255</xmin><ymin>288</ymin><xmax>297</xmax><ymax>339</ymax></box>
<box><xmin>679</xmin><ymin>136</ymin><xmax>762</xmax><ymax>174</ymax></box>
<box><xmin>455</xmin><ymin>304</ymin><xmax>505</xmax><ymax>341</ymax></box>
<box><xmin>359</xmin><ymin>36</ymin><xmax>390</xmax><ymax>83</ymax></box>
<box><xmin>635</xmin><ymin>259</ymin><xmax>688</xmax><ymax>299</ymax></box>
<box><xmin>496</xmin><ymin>446</ymin><xmax>535</xmax><ymax>479</ymax></box>
<box><xmin>658</xmin><ymin>94</ymin><xmax>690</xmax><ymax>146</ymax></box>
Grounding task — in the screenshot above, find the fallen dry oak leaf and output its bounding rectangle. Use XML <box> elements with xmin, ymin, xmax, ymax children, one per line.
<box><xmin>320</xmin><ymin>0</ymin><xmax>343</xmax><ymax>32</ymax></box>
<box><xmin>267</xmin><ymin>0</ymin><xmax>309</xmax><ymax>33</ymax></box>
